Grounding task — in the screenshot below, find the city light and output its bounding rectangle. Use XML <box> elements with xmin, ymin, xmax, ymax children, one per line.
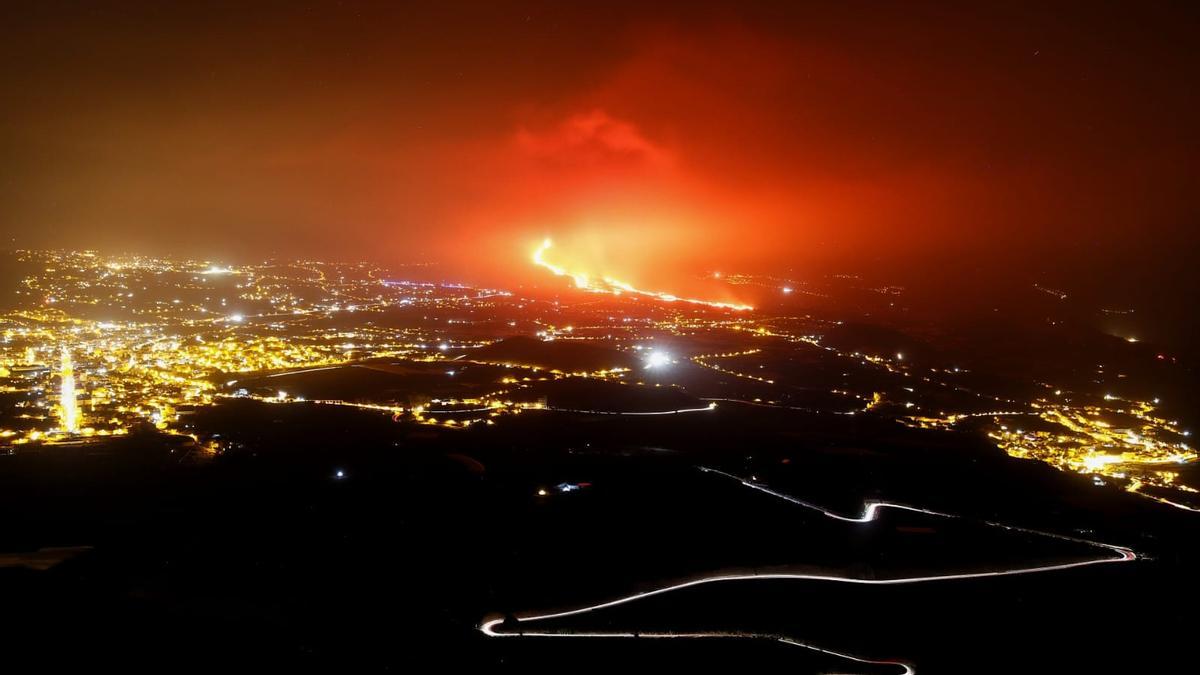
<box><xmin>58</xmin><ymin>346</ymin><xmax>79</xmax><ymax>434</ymax></box>
<box><xmin>643</xmin><ymin>350</ymin><xmax>672</xmax><ymax>369</ymax></box>
<box><xmin>2</xmin><ymin>248</ymin><xmax>1197</xmax><ymax>512</ymax></box>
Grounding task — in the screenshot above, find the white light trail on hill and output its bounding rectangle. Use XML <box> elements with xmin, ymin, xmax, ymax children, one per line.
<box><xmin>481</xmin><ymin>467</ymin><xmax>1137</xmax><ymax>673</ymax></box>
<box><xmin>479</xmin><ymin>620</ymin><xmax>914</xmax><ymax>675</ymax></box>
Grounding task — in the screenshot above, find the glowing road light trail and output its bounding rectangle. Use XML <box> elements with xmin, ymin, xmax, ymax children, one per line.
<box><xmin>478</xmin><ymin>622</ymin><xmax>913</xmax><ymax>675</ymax></box>
<box><xmin>700</xmin><ymin>467</ymin><xmax>1136</xmax><ymax>557</ymax></box>
<box><xmin>698</xmin><ymin>467</ymin><xmax>951</xmax><ymax>523</ymax></box>
<box><xmin>481</xmin><ymin>469</ymin><xmax>1136</xmax><ymax>673</ymax></box>
<box><xmin>532</xmin><ymin>239</ymin><xmax>753</xmax><ymax>311</ymax></box>
<box><xmin>1126</xmin><ymin>482</ymin><xmax>1200</xmax><ymax>513</ymax></box>
<box><xmin>262</xmin><ymin>365</ymin><xmax>343</xmax><ymax>378</ymax></box>
<box><xmin>483</xmin><ymin>549</ymin><xmax>1135</xmax><ymax>630</ymax></box>
<box><xmin>544</xmin><ymin>403</ymin><xmax>717</xmax><ymax>416</ymax></box>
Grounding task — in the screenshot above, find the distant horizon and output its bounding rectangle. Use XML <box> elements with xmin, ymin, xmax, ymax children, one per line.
<box><xmin>3</xmin><ymin>2</ymin><xmax>1198</xmax><ymax>306</ymax></box>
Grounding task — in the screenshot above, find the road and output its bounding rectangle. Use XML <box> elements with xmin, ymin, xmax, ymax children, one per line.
<box><xmin>480</xmin><ymin>468</ymin><xmax>1137</xmax><ymax>674</ymax></box>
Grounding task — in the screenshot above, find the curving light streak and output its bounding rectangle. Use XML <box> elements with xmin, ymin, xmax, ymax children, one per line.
<box><xmin>1125</xmin><ymin>481</ymin><xmax>1200</xmax><ymax>513</ymax></box>
<box><xmin>479</xmin><ymin>620</ymin><xmax>913</xmax><ymax>675</ymax></box>
<box><xmin>480</xmin><ymin>467</ymin><xmax>1137</xmax><ymax>673</ymax></box>
<box><xmin>482</xmin><ymin>550</ymin><xmax>1134</xmax><ymax>631</ymax></box>
<box><xmin>544</xmin><ymin>403</ymin><xmax>717</xmax><ymax>416</ymax></box>
<box><xmin>532</xmin><ymin>239</ymin><xmax>753</xmax><ymax>311</ymax></box>
<box><xmin>698</xmin><ymin>466</ymin><xmax>955</xmax><ymax>523</ymax></box>
<box><xmin>699</xmin><ymin>466</ymin><xmax>1139</xmax><ymax>558</ymax></box>
<box><xmin>262</xmin><ymin>365</ymin><xmax>343</xmax><ymax>378</ymax></box>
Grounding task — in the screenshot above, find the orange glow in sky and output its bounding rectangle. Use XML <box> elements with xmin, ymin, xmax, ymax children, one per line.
<box><xmin>2</xmin><ymin>4</ymin><xmax>1196</xmax><ymax>304</ymax></box>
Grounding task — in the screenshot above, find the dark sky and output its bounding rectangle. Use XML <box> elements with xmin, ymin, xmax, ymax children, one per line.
<box><xmin>2</xmin><ymin>1</ymin><xmax>1197</xmax><ymax>296</ymax></box>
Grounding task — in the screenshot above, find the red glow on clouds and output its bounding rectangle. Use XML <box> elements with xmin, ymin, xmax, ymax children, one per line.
<box><xmin>515</xmin><ymin>110</ymin><xmax>673</xmax><ymax>169</ymax></box>
<box><xmin>433</xmin><ymin>27</ymin><xmax>965</xmax><ymax>299</ymax></box>
<box><xmin>9</xmin><ymin>5</ymin><xmax>1193</xmax><ymax>296</ymax></box>
<box><xmin>420</xmin><ymin>17</ymin><xmax>1198</xmax><ymax>299</ymax></box>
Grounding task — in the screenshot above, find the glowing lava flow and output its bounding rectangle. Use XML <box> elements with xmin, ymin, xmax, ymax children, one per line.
<box><xmin>479</xmin><ymin>468</ymin><xmax>1137</xmax><ymax>673</ymax></box>
<box><xmin>531</xmin><ymin>238</ymin><xmax>753</xmax><ymax>311</ymax></box>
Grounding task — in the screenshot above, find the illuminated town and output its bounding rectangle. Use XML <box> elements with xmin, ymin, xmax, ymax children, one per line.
<box><xmin>4</xmin><ymin>248</ymin><xmax>1196</xmax><ymax>515</ymax></box>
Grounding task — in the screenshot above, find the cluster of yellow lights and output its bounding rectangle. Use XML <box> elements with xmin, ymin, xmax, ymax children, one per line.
<box><xmin>224</xmin><ymin>390</ymin><xmax>550</xmax><ymax>430</ymax></box>
<box><xmin>3</xmin><ymin>248</ymin><xmax>699</xmax><ymax>445</ymax></box>
<box><xmin>7</xmin><ymin>249</ymin><xmax>1199</xmax><ymax>520</ymax></box>
<box><xmin>58</xmin><ymin>346</ymin><xmax>79</xmax><ymax>433</ymax></box>
<box><xmin>986</xmin><ymin>398</ymin><xmax>1198</xmax><ymax>509</ymax></box>
<box><xmin>532</xmin><ymin>239</ymin><xmax>753</xmax><ymax>311</ymax></box>
<box><xmin>690</xmin><ymin>348</ymin><xmax>774</xmax><ymax>384</ymax></box>
<box><xmin>0</xmin><ymin>251</ymin><xmax>518</xmax><ymax>445</ymax></box>
<box><xmin>710</xmin><ymin>315</ymin><xmax>1200</xmax><ymax>513</ymax></box>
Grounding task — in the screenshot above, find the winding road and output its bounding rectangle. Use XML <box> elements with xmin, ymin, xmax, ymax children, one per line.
<box><xmin>480</xmin><ymin>467</ymin><xmax>1137</xmax><ymax>674</ymax></box>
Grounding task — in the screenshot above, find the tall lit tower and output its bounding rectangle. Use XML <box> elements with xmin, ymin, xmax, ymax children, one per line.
<box><xmin>59</xmin><ymin>346</ymin><xmax>79</xmax><ymax>434</ymax></box>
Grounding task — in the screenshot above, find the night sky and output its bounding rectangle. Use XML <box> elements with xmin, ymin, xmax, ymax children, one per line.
<box><xmin>2</xmin><ymin>2</ymin><xmax>1197</xmax><ymax>297</ymax></box>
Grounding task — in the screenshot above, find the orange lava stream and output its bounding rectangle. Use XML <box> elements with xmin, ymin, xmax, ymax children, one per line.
<box><xmin>531</xmin><ymin>239</ymin><xmax>753</xmax><ymax>311</ymax></box>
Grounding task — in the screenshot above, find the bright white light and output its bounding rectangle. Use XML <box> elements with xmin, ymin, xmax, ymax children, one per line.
<box><xmin>228</xmin><ymin>314</ymin><xmax>244</xmax><ymax>323</ymax></box>
<box><xmin>438</xmin><ymin>343</ymin><xmax>449</xmax><ymax>351</ymax></box>
<box><xmin>781</xmin><ymin>286</ymin><xmax>793</xmax><ymax>294</ymax></box>
<box><xmin>335</xmin><ymin>469</ymin><xmax>345</xmax><ymax>479</ymax></box>
<box><xmin>643</xmin><ymin>350</ymin><xmax>672</xmax><ymax>369</ymax></box>
<box><xmin>277</xmin><ymin>390</ymin><xmax>287</xmax><ymax>399</ymax></box>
